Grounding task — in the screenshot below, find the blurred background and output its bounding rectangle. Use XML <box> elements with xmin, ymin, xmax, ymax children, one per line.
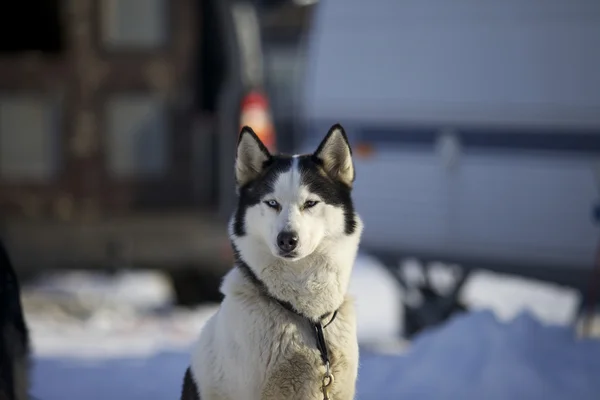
<box><xmin>1</xmin><ymin>0</ymin><xmax>600</xmax><ymax>399</ymax></box>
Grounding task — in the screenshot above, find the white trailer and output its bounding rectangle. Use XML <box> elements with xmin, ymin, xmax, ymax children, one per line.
<box><xmin>298</xmin><ymin>0</ymin><xmax>600</xmax><ymax>290</ymax></box>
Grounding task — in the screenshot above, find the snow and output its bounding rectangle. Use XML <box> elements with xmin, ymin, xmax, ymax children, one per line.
<box><xmin>27</xmin><ymin>270</ymin><xmax>175</xmax><ymax>310</ymax></box>
<box><xmin>30</xmin><ymin>311</ymin><xmax>600</xmax><ymax>400</ymax></box>
<box><xmin>22</xmin><ymin>270</ymin><xmax>218</xmax><ymax>358</ymax></box>
<box><xmin>349</xmin><ymin>254</ymin><xmax>404</xmax><ymax>342</ymax></box>
<box><xmin>32</xmin><ymin>352</ymin><xmax>188</xmax><ymax>400</ymax></box>
<box><xmin>460</xmin><ymin>270</ymin><xmax>582</xmax><ymax>325</ymax></box>
<box><xmin>23</xmin><ymin>256</ymin><xmax>600</xmax><ymax>400</ymax></box>
<box><xmin>27</xmin><ymin>305</ymin><xmax>217</xmax><ymax>359</ymax></box>
<box><xmin>357</xmin><ymin>311</ymin><xmax>600</xmax><ymax>400</ymax></box>
<box><xmin>398</xmin><ymin>259</ymin><xmax>582</xmax><ymax>327</ymax></box>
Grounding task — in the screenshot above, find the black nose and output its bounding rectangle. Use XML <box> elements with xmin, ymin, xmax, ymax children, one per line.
<box><xmin>277</xmin><ymin>231</ymin><xmax>299</xmax><ymax>253</ymax></box>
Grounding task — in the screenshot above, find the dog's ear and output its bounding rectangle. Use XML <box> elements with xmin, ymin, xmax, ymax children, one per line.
<box><xmin>235</xmin><ymin>126</ymin><xmax>272</xmax><ymax>186</ymax></box>
<box><xmin>313</xmin><ymin>124</ymin><xmax>354</xmax><ymax>187</ymax></box>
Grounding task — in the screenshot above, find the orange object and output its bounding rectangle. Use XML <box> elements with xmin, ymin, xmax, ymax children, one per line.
<box><xmin>355</xmin><ymin>142</ymin><xmax>375</xmax><ymax>159</ymax></box>
<box><xmin>239</xmin><ymin>90</ymin><xmax>276</xmax><ymax>152</ymax></box>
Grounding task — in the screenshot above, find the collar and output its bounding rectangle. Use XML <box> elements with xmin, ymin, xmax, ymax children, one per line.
<box><xmin>237</xmin><ymin>262</ymin><xmax>338</xmax><ymax>367</ymax></box>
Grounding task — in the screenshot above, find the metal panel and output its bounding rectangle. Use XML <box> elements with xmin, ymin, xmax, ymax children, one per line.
<box><xmin>303</xmin><ymin>0</ymin><xmax>600</xmax><ymax>129</ymax></box>
<box><xmin>450</xmin><ymin>151</ymin><xmax>598</xmax><ymax>269</ymax></box>
<box><xmin>353</xmin><ymin>150</ymin><xmax>449</xmax><ymax>253</ymax></box>
<box><xmin>105</xmin><ymin>94</ymin><xmax>168</xmax><ymax>178</ymax></box>
<box><xmin>0</xmin><ymin>94</ymin><xmax>61</xmax><ymax>181</ymax></box>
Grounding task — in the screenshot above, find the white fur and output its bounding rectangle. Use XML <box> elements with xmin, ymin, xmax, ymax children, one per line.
<box><xmin>243</xmin><ymin>157</ymin><xmax>346</xmax><ymax>264</ymax></box>
<box><xmin>189</xmin><ymin>127</ymin><xmax>362</xmax><ymax>400</ymax></box>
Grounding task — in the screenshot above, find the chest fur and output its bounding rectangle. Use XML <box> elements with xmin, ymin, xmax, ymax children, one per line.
<box><xmin>259</xmin><ymin>312</ymin><xmax>358</xmax><ymax>400</ymax></box>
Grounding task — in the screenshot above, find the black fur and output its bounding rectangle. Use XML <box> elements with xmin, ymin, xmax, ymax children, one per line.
<box><xmin>299</xmin><ymin>155</ymin><xmax>357</xmax><ymax>235</ymax></box>
<box><xmin>0</xmin><ymin>240</ymin><xmax>30</xmax><ymax>400</ymax></box>
<box><xmin>180</xmin><ymin>367</ymin><xmax>201</xmax><ymax>400</ymax></box>
<box><xmin>232</xmin><ymin>155</ymin><xmax>293</xmax><ymax>237</ymax></box>
<box><xmin>233</xmin><ymin>125</ymin><xmax>357</xmax><ymax>237</ymax></box>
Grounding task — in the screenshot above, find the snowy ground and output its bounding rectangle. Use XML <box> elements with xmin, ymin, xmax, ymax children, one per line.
<box><xmin>23</xmin><ymin>254</ymin><xmax>600</xmax><ymax>399</ymax></box>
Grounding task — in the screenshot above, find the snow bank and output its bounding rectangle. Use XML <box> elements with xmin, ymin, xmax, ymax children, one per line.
<box><xmin>27</xmin><ymin>305</ymin><xmax>217</xmax><ymax>358</ymax></box>
<box><xmin>357</xmin><ymin>310</ymin><xmax>600</xmax><ymax>400</ymax></box>
<box><xmin>349</xmin><ymin>254</ymin><xmax>404</xmax><ymax>343</ymax></box>
<box><xmin>25</xmin><ymin>270</ymin><xmax>175</xmax><ymax>310</ymax></box>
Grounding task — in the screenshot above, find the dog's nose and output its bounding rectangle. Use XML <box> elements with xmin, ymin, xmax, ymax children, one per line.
<box><xmin>277</xmin><ymin>231</ymin><xmax>299</xmax><ymax>252</ymax></box>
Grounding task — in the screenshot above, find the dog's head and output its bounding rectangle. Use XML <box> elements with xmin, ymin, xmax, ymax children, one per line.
<box><xmin>230</xmin><ymin>124</ymin><xmax>359</xmax><ymax>263</ymax></box>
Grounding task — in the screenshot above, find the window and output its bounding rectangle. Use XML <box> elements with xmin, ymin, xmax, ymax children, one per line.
<box><xmin>0</xmin><ymin>94</ymin><xmax>61</xmax><ymax>181</ymax></box>
<box><xmin>100</xmin><ymin>0</ymin><xmax>168</xmax><ymax>50</ymax></box>
<box><xmin>105</xmin><ymin>94</ymin><xmax>168</xmax><ymax>178</ymax></box>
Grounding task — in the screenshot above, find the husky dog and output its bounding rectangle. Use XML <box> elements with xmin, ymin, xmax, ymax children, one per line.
<box><xmin>0</xmin><ymin>240</ymin><xmax>30</xmax><ymax>400</ymax></box>
<box><xmin>181</xmin><ymin>124</ymin><xmax>363</xmax><ymax>400</ymax></box>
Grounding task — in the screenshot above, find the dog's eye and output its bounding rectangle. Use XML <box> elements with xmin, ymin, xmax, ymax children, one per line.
<box><xmin>264</xmin><ymin>200</ymin><xmax>280</xmax><ymax>210</ymax></box>
<box><xmin>303</xmin><ymin>200</ymin><xmax>319</xmax><ymax>209</ymax></box>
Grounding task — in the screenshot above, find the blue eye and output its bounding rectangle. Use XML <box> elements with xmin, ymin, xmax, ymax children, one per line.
<box><xmin>304</xmin><ymin>200</ymin><xmax>319</xmax><ymax>209</ymax></box>
<box><xmin>264</xmin><ymin>200</ymin><xmax>280</xmax><ymax>209</ymax></box>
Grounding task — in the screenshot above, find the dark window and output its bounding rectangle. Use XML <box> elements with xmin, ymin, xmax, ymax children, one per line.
<box><xmin>0</xmin><ymin>1</ymin><xmax>64</xmax><ymax>54</ymax></box>
<box><xmin>197</xmin><ymin>0</ymin><xmax>225</xmax><ymax>112</ymax></box>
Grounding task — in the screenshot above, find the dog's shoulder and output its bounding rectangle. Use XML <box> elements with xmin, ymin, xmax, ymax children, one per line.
<box><xmin>188</xmin><ymin>268</ymin><xmax>279</xmax><ymax>399</ymax></box>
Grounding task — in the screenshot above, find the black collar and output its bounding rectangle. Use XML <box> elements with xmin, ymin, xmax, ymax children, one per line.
<box><xmin>237</xmin><ymin>262</ymin><xmax>338</xmax><ymax>367</ymax></box>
